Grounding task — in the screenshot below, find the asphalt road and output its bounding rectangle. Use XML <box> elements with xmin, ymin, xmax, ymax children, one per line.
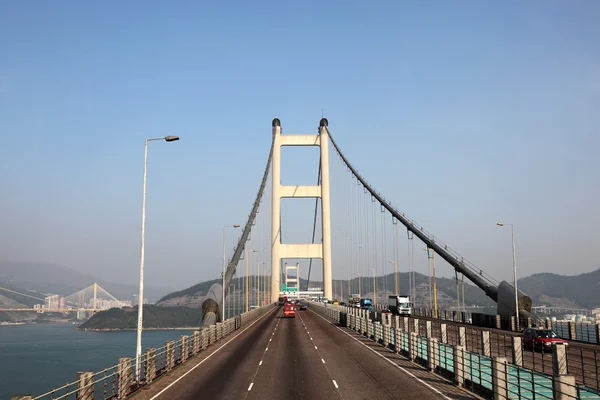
<box><xmin>135</xmin><ymin>305</ymin><xmax>468</xmax><ymax>400</ymax></box>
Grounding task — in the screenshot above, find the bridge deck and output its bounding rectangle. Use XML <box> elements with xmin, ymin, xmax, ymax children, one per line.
<box><xmin>130</xmin><ymin>306</ymin><xmax>477</xmax><ymax>400</ymax></box>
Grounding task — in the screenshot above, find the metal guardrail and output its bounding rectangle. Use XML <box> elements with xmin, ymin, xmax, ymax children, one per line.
<box><xmin>410</xmin><ymin>307</ymin><xmax>600</xmax><ymax>345</ymax></box>
<box><xmin>13</xmin><ymin>304</ymin><xmax>276</xmax><ymax>400</ymax></box>
<box><xmin>309</xmin><ymin>302</ymin><xmax>600</xmax><ymax>400</ymax></box>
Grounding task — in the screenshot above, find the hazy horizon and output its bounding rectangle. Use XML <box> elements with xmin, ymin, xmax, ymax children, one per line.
<box><xmin>1</xmin><ymin>2</ymin><xmax>598</xmax><ymax>293</ymax></box>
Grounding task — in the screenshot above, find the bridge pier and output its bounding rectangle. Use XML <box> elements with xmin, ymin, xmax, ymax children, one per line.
<box><xmin>270</xmin><ymin>118</ymin><xmax>333</xmax><ymax>301</ymax></box>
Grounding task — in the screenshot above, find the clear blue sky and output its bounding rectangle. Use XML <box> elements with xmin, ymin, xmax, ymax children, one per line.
<box><xmin>1</xmin><ymin>1</ymin><xmax>598</xmax><ymax>296</ymax></box>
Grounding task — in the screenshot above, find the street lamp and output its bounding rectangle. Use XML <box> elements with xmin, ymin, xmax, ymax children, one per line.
<box><xmin>423</xmin><ymin>249</ymin><xmax>433</xmax><ymax>311</ymax></box>
<box><xmin>136</xmin><ymin>135</ymin><xmax>179</xmax><ymax>380</ymax></box>
<box><xmin>245</xmin><ymin>249</ymin><xmax>257</xmax><ymax>312</ymax></box>
<box><xmin>222</xmin><ymin>224</ymin><xmax>241</xmax><ymax>321</ymax></box>
<box><xmin>264</xmin><ymin>269</ymin><xmax>271</xmax><ymax>306</ymax></box>
<box><xmin>497</xmin><ymin>222</ymin><xmax>519</xmax><ymax>328</ymax></box>
<box><xmin>368</xmin><ymin>268</ymin><xmax>376</xmax><ymax>304</ymax></box>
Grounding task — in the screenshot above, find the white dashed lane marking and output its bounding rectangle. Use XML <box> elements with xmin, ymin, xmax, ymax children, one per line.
<box><xmin>296</xmin><ymin>310</ymin><xmax>342</xmax><ymax>393</ymax></box>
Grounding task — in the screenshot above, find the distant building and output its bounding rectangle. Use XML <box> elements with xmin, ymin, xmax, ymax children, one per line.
<box><xmin>59</xmin><ymin>297</ymin><xmax>65</xmax><ymax>310</ymax></box>
<box><xmin>44</xmin><ymin>294</ymin><xmax>59</xmax><ymax>311</ymax></box>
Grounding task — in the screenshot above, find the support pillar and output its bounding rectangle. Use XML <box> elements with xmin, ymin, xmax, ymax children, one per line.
<box><xmin>270</xmin><ymin>118</ymin><xmax>282</xmax><ymax>302</ymax></box>
<box><xmin>319</xmin><ymin>118</ymin><xmax>333</xmax><ymax>300</ymax></box>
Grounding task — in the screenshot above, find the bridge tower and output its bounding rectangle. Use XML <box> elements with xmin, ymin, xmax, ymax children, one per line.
<box><xmin>271</xmin><ymin>118</ymin><xmax>333</xmax><ymax>302</ymax></box>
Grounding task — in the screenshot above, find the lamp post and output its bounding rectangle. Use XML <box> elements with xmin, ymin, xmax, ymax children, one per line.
<box><xmin>245</xmin><ymin>249</ymin><xmax>256</xmax><ymax>312</ymax></box>
<box><xmin>423</xmin><ymin>248</ymin><xmax>433</xmax><ymax>311</ymax></box>
<box><xmin>136</xmin><ymin>135</ymin><xmax>179</xmax><ymax>380</ymax></box>
<box><xmin>222</xmin><ymin>224</ymin><xmax>240</xmax><ymax>321</ymax></box>
<box><xmin>369</xmin><ymin>267</ymin><xmax>376</xmax><ymax>304</ymax></box>
<box><xmin>497</xmin><ymin>222</ymin><xmax>519</xmax><ymax>329</ymax></box>
<box><xmin>264</xmin><ymin>269</ymin><xmax>270</xmax><ymax>305</ymax></box>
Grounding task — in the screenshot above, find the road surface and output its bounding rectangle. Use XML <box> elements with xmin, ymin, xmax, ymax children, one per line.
<box><xmin>132</xmin><ymin>305</ymin><xmax>476</xmax><ymax>400</ymax></box>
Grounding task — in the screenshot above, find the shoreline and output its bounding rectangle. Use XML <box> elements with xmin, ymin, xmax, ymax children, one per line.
<box><xmin>79</xmin><ymin>327</ymin><xmax>199</xmax><ymax>332</ymax></box>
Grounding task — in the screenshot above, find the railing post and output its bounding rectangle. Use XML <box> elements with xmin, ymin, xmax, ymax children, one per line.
<box><xmin>117</xmin><ymin>357</ymin><xmax>133</xmax><ymax>399</ymax></box>
<box><xmin>77</xmin><ymin>371</ymin><xmax>94</xmax><ymax>400</ymax></box>
<box><xmin>427</xmin><ymin>337</ymin><xmax>438</xmax><ymax>371</ymax></box>
<box><xmin>510</xmin><ymin>316</ymin><xmax>516</xmax><ymax>331</ymax></box>
<box><xmin>409</xmin><ymin>331</ymin><xmax>418</xmax><ymax>361</ymax></box>
<box><xmin>481</xmin><ymin>330</ymin><xmax>491</xmax><ymax>357</ymax></box>
<box><xmin>440</xmin><ymin>323</ymin><xmax>447</xmax><ymax>344</ymax></box>
<box><xmin>9</xmin><ymin>396</ymin><xmax>33</xmax><ymax>400</ymax></box>
<box><xmin>202</xmin><ymin>327</ymin><xmax>209</xmax><ymax>349</ymax></box>
<box><xmin>491</xmin><ymin>357</ymin><xmax>508</xmax><ymax>400</ymax></box>
<box><xmin>413</xmin><ymin>318</ymin><xmax>419</xmax><ymax>334</ymax></box>
<box><xmin>567</xmin><ymin>322</ymin><xmax>575</xmax><ymax>341</ymax></box>
<box><xmin>192</xmin><ymin>331</ymin><xmax>200</xmax><ymax>354</ymax></box>
<box><xmin>166</xmin><ymin>341</ymin><xmax>175</xmax><ymax>372</ymax></box>
<box><xmin>426</xmin><ymin>320</ymin><xmax>432</xmax><ymax>339</ymax></box>
<box><xmin>458</xmin><ymin>326</ymin><xmax>466</xmax><ymax>347</ymax></box>
<box><xmin>453</xmin><ymin>345</ymin><xmax>466</xmax><ymax>387</ymax></box>
<box><xmin>181</xmin><ymin>335</ymin><xmax>189</xmax><ymax>363</ymax></box>
<box><xmin>552</xmin><ymin>343</ymin><xmax>577</xmax><ymax>399</ymax></box>
<box><xmin>216</xmin><ymin>322</ymin><xmax>222</xmax><ymax>340</ymax></box>
<box><xmin>495</xmin><ymin>315</ymin><xmax>501</xmax><ymax>329</ymax></box>
<box><xmin>144</xmin><ymin>348</ymin><xmax>156</xmax><ymax>384</ymax></box>
<box><xmin>596</xmin><ymin>323</ymin><xmax>600</xmax><ymax>345</ymax></box>
<box><xmin>511</xmin><ymin>336</ymin><xmax>523</xmax><ymax>367</ymax></box>
<box><xmin>210</xmin><ymin>325</ymin><xmax>216</xmax><ymax>344</ymax></box>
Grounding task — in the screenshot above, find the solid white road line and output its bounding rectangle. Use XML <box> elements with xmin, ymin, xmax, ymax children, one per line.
<box><xmin>149</xmin><ymin>307</ymin><xmax>277</xmax><ymax>400</ymax></box>
<box><xmin>309</xmin><ymin>309</ymin><xmax>452</xmax><ymax>400</ymax></box>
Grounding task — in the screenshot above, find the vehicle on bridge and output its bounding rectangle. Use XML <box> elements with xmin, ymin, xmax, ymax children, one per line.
<box><xmin>360</xmin><ymin>298</ymin><xmax>373</xmax><ymax>311</ymax></box>
<box><xmin>283</xmin><ymin>302</ymin><xmax>295</xmax><ymax>318</ymax></box>
<box><xmin>348</xmin><ymin>294</ymin><xmax>361</xmax><ymax>308</ymax></box>
<box><xmin>388</xmin><ymin>295</ymin><xmax>412</xmax><ymax>315</ymax></box>
<box><xmin>522</xmin><ymin>328</ymin><xmax>567</xmax><ymax>350</ymax></box>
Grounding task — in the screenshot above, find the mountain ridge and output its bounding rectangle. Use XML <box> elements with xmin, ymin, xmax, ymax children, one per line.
<box><xmin>0</xmin><ymin>261</ymin><xmax>173</xmax><ymax>302</ymax></box>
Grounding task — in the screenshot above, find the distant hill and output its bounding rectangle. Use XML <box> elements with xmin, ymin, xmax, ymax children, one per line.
<box><xmin>156</xmin><ymin>272</ymin><xmax>496</xmax><ymax>309</ymax></box>
<box><xmin>0</xmin><ymin>282</ymin><xmax>43</xmax><ymax>307</ymax></box>
<box><xmin>79</xmin><ymin>306</ymin><xmax>202</xmax><ymax>330</ymax></box>
<box><xmin>517</xmin><ymin>269</ymin><xmax>600</xmax><ymax>309</ymax></box>
<box><xmin>0</xmin><ymin>261</ymin><xmax>173</xmax><ymax>302</ymax></box>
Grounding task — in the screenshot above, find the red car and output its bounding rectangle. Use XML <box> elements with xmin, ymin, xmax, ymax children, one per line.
<box><xmin>522</xmin><ymin>328</ymin><xmax>567</xmax><ymax>350</ymax></box>
<box><xmin>283</xmin><ymin>303</ymin><xmax>295</xmax><ymax>318</ymax></box>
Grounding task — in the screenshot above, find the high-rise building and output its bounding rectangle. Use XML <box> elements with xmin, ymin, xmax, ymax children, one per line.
<box><xmin>59</xmin><ymin>297</ymin><xmax>65</xmax><ymax>311</ymax></box>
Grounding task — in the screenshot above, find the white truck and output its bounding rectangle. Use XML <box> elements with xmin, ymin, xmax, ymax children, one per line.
<box><xmin>348</xmin><ymin>294</ymin><xmax>361</xmax><ymax>308</ymax></box>
<box><xmin>388</xmin><ymin>295</ymin><xmax>412</xmax><ymax>315</ymax></box>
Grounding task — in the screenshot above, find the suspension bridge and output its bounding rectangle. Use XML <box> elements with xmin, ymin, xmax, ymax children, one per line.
<box><xmin>0</xmin><ymin>283</ymin><xmax>126</xmax><ymax>313</ymax></box>
<box><xmin>16</xmin><ymin>118</ymin><xmax>600</xmax><ymax>400</ymax></box>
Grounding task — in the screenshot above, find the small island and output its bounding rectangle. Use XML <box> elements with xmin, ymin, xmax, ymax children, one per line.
<box><xmin>79</xmin><ymin>305</ymin><xmax>203</xmax><ymax>330</ymax></box>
